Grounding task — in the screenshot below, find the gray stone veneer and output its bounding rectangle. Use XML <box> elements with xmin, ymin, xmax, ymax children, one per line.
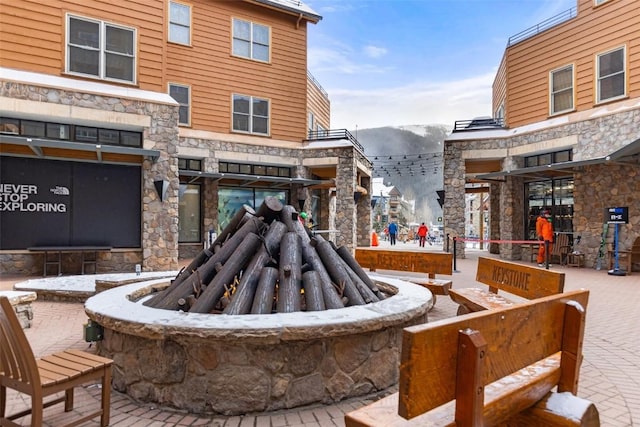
<box><xmin>445</xmin><ymin>108</ymin><xmax>640</xmax><ymax>267</ymax></box>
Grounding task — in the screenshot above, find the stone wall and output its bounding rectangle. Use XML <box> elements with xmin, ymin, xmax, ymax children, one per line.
<box><xmin>444</xmin><ymin>107</ymin><xmax>640</xmax><ymax>266</ymax></box>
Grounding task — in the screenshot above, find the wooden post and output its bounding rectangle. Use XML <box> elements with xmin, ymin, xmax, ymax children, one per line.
<box><xmin>278</xmin><ymin>232</ymin><xmax>302</xmax><ymax>312</ymax></box>
<box><xmin>313</xmin><ymin>235</ymin><xmax>365</xmax><ymax>306</ymax></box>
<box><xmin>255</xmin><ymin>196</ymin><xmax>284</xmax><ymax>225</ymax></box>
<box><xmin>189</xmin><ymin>233</ymin><xmax>263</xmax><ymax>313</ymax></box>
<box><xmin>455</xmin><ymin>328</ymin><xmax>487</xmax><ymax>427</ymax></box>
<box><xmin>168</xmin><ymin>204</ymin><xmax>256</xmax><ymax>289</ymax></box>
<box><xmin>559</xmin><ymin>300</ymin><xmax>587</xmax><ymax>394</ymax></box>
<box><xmin>144</xmin><ymin>216</ymin><xmax>264</xmax><ymax>309</ymax></box>
<box><xmin>223</xmin><ymin>221</ymin><xmax>287</xmax><ymax>315</ymax></box>
<box><xmin>251</xmin><ymin>266</ymin><xmax>279</xmax><ymax>314</ymax></box>
<box><xmin>302</xmin><ymin>270</ymin><xmax>326</xmax><ymax>311</ymax></box>
<box><xmin>336</xmin><ymin>246</ymin><xmax>384</xmax><ymax>299</ymax></box>
<box><xmin>281</xmin><ymin>205</ymin><xmax>344</xmax><ymax>309</ymax></box>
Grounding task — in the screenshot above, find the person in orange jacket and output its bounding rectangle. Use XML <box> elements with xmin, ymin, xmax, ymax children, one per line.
<box><xmin>536</xmin><ymin>209</ymin><xmax>554</xmax><ymax>266</ymax></box>
<box><xmin>417</xmin><ymin>222</ymin><xmax>429</xmax><ymax>247</ymax></box>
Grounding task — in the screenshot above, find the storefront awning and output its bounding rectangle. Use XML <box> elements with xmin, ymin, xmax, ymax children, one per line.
<box><xmin>180</xmin><ymin>170</ymin><xmax>332</xmax><ymax>188</ymax></box>
<box><xmin>476</xmin><ymin>137</ymin><xmax>640</xmax><ymax>181</ymax></box>
<box><xmin>0</xmin><ymin>134</ymin><xmax>161</xmax><ymax>163</ymax></box>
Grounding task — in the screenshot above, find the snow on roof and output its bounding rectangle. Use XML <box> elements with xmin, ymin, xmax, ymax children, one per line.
<box><xmin>252</xmin><ymin>0</ymin><xmax>321</xmax><ymax>22</ymax></box>
<box><xmin>0</xmin><ymin>67</ymin><xmax>178</xmax><ymax>106</ymax></box>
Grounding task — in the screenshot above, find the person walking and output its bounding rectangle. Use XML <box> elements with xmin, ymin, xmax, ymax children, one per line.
<box><xmin>536</xmin><ymin>209</ymin><xmax>554</xmax><ymax>266</ymax></box>
<box><xmin>388</xmin><ymin>221</ymin><xmax>398</xmax><ymax>246</ymax></box>
<box><xmin>417</xmin><ymin>222</ymin><xmax>429</xmax><ymax>247</ymax></box>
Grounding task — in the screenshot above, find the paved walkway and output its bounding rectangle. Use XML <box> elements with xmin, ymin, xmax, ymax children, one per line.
<box><xmin>1</xmin><ymin>246</ymin><xmax>638</xmax><ymax>426</ymax></box>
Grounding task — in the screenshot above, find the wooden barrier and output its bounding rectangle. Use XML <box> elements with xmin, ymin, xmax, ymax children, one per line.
<box><xmin>345</xmin><ymin>289</ymin><xmax>600</xmax><ymax>427</ymax></box>
<box><xmin>448</xmin><ymin>256</ymin><xmax>565</xmax><ymax>315</ymax></box>
<box><xmin>355</xmin><ymin>248</ymin><xmax>453</xmax><ymax>308</ymax></box>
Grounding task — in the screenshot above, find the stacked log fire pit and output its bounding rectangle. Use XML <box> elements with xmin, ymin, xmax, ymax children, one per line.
<box><xmin>144</xmin><ymin>197</ymin><xmax>386</xmax><ymax>315</ymax></box>
<box><xmin>85</xmin><ymin>198</ymin><xmax>432</xmax><ymax>415</ymax></box>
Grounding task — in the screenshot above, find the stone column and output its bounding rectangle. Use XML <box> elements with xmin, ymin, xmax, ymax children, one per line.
<box><xmin>356</xmin><ymin>175</ymin><xmax>372</xmax><ymax>247</ymax></box>
<box><xmin>335</xmin><ymin>152</ymin><xmax>357</xmax><ymax>249</ymax></box>
<box><xmin>500</xmin><ymin>175</ymin><xmax>524</xmax><ymax>260</ymax></box>
<box><xmin>489</xmin><ymin>182</ymin><xmax>501</xmax><ymax>254</ymax></box>
<box><xmin>141</xmin><ymin>105</ymin><xmax>180</xmax><ymax>271</ymax></box>
<box><xmin>443</xmin><ymin>142</ymin><xmax>466</xmax><ymax>258</ymax></box>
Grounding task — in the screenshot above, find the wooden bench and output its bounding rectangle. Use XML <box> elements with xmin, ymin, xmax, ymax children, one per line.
<box><xmin>0</xmin><ymin>290</ymin><xmax>37</xmax><ymax>329</ymax></box>
<box><xmin>449</xmin><ymin>256</ymin><xmax>565</xmax><ymax>315</ymax></box>
<box><xmin>28</xmin><ymin>246</ymin><xmax>112</xmax><ymax>276</ymax></box>
<box><xmin>355</xmin><ymin>248</ymin><xmax>453</xmax><ymax>308</ymax></box>
<box><xmin>0</xmin><ymin>296</ymin><xmax>114</xmax><ymax>426</ymax></box>
<box><xmin>345</xmin><ymin>289</ymin><xmax>600</xmax><ymax>427</ymax></box>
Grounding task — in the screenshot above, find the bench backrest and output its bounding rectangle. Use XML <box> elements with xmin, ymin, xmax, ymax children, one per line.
<box><xmin>355</xmin><ymin>248</ymin><xmax>453</xmax><ymax>276</ymax></box>
<box><xmin>476</xmin><ymin>256</ymin><xmax>564</xmax><ymax>300</ymax></box>
<box><xmin>398</xmin><ymin>289</ymin><xmax>589</xmax><ymax>423</ymax></box>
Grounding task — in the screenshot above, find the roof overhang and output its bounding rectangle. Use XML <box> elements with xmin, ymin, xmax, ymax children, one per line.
<box><xmin>0</xmin><ymin>134</ymin><xmax>160</xmax><ymax>164</ymax></box>
<box><xmin>180</xmin><ymin>170</ymin><xmax>332</xmax><ymax>188</ymax></box>
<box><xmin>246</xmin><ymin>0</ymin><xmax>322</xmax><ymax>23</ymax></box>
<box><xmin>476</xmin><ymin>137</ymin><xmax>640</xmax><ymax>181</ymax></box>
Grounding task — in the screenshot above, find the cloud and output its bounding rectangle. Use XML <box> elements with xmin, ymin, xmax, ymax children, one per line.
<box><xmin>363</xmin><ymin>45</ymin><xmax>388</xmax><ymax>59</ymax></box>
<box><xmin>326</xmin><ymin>72</ymin><xmax>496</xmax><ymax>130</ymax></box>
<box><xmin>308</xmin><ymin>45</ymin><xmax>392</xmax><ymax>75</ymax></box>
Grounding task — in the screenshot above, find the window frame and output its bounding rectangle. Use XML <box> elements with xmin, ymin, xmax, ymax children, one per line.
<box><xmin>596</xmin><ymin>45</ymin><xmax>626</xmax><ymax>104</ymax></box>
<box><xmin>169</xmin><ymin>1</ymin><xmax>191</xmax><ymax>45</ymax></box>
<box><xmin>169</xmin><ymin>83</ymin><xmax>191</xmax><ymax>126</ymax></box>
<box><xmin>232</xmin><ymin>94</ymin><xmax>270</xmax><ymax>136</ymax></box>
<box><xmin>549</xmin><ymin>64</ymin><xmax>574</xmax><ymax>115</ymax></box>
<box><xmin>66</xmin><ymin>14</ymin><xmax>137</xmax><ymax>84</ymax></box>
<box><xmin>231</xmin><ymin>17</ymin><xmax>271</xmax><ymax>63</ymax></box>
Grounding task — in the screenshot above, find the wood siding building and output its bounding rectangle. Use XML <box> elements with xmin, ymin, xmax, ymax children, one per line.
<box><xmin>445</xmin><ymin>0</ymin><xmax>640</xmax><ymax>270</ymax></box>
<box><xmin>0</xmin><ymin>0</ymin><xmax>372</xmax><ymax>274</ymax></box>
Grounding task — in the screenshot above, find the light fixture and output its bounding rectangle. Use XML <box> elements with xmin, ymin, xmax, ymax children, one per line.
<box><xmin>353</xmin><ymin>191</ymin><xmax>362</xmax><ymax>203</ymax></box>
<box><xmin>154</xmin><ymin>179</ymin><xmax>170</xmax><ymax>202</ymax></box>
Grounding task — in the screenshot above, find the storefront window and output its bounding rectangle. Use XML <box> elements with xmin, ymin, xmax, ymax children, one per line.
<box><xmin>179</xmin><ymin>183</ymin><xmax>201</xmax><ymax>243</ymax></box>
<box><xmin>218</xmin><ymin>187</ymin><xmax>287</xmax><ymax>233</ymax></box>
<box><xmin>525</xmin><ymin>178</ymin><xmax>574</xmax><ymax>239</ymax></box>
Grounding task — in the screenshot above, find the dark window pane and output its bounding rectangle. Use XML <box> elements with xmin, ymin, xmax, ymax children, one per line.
<box><xmin>76</xmin><ymin>126</ymin><xmax>98</xmax><ymax>142</ymax></box>
<box><xmin>120</xmin><ymin>131</ymin><xmax>141</xmax><ymax>147</ymax></box>
<box><xmin>105</xmin><ymin>53</ymin><xmax>133</xmax><ymax>81</ymax></box>
<box><xmin>266</xmin><ymin>166</ymin><xmax>278</xmax><ymax>176</ymax></box>
<box><xmin>99</xmin><ymin>128</ymin><xmax>120</xmax><ymax>144</ymax></box>
<box><xmin>240</xmin><ymin>164</ymin><xmax>252</xmax><ymax>174</ymax></box>
<box><xmin>188</xmin><ymin>159</ymin><xmax>201</xmax><ymax>171</ymax></box>
<box><xmin>278</xmin><ymin>167</ymin><xmax>290</xmax><ymax>177</ymax></box>
<box><xmin>69</xmin><ymin>18</ymin><xmax>99</xmax><ymax>48</ymax></box>
<box><xmin>69</xmin><ymin>46</ymin><xmax>100</xmax><ymax>76</ymax></box>
<box><xmin>219</xmin><ymin>162</ymin><xmax>228</xmax><ymax>173</ymax></box>
<box><xmin>179</xmin><ymin>158</ymin><xmax>187</xmax><ymax>169</ymax></box>
<box><xmin>106</xmin><ymin>25</ymin><xmax>133</xmax><ymax>55</ymax></box>
<box><xmin>46</xmin><ymin>123</ymin><xmax>70</xmax><ymax>139</ymax></box>
<box><xmin>233</xmin><ymin>114</ymin><xmax>249</xmax><ymax>132</ymax></box>
<box><xmin>254</xmin><ymin>165</ymin><xmax>265</xmax><ymax>175</ymax></box>
<box><xmin>227</xmin><ymin>163</ymin><xmax>239</xmax><ymax>173</ymax></box>
<box><xmin>0</xmin><ymin>118</ymin><xmax>20</xmax><ymax>134</ymax></box>
<box><xmin>21</xmin><ymin>121</ymin><xmax>45</xmax><ymax>137</ymax></box>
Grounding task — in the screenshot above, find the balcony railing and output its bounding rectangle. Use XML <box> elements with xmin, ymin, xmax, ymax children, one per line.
<box><xmin>307</xmin><ymin>128</ymin><xmax>365</xmax><ymax>153</ymax></box>
<box><xmin>307</xmin><ymin>70</ymin><xmax>328</xmax><ymax>99</ymax></box>
<box><xmin>452</xmin><ymin>118</ymin><xmax>504</xmax><ymax>132</ymax></box>
<box><xmin>507</xmin><ymin>6</ymin><xmax>577</xmax><ymax>47</ymax></box>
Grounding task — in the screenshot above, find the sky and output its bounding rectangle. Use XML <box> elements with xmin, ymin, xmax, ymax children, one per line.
<box><xmin>306</xmin><ymin>0</ymin><xmax>577</xmax><ymax>130</ymax></box>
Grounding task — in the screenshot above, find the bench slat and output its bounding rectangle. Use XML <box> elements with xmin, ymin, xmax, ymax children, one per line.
<box><xmin>399</xmin><ymin>290</ymin><xmax>589</xmax><ymax>419</ymax></box>
<box><xmin>449</xmin><ymin>288</ymin><xmax>515</xmax><ymax>312</ymax></box>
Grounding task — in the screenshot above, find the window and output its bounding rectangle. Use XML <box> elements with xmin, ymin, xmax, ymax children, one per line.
<box><xmin>169</xmin><ymin>84</ymin><xmax>190</xmax><ymax>125</ymax></box>
<box><xmin>169</xmin><ymin>2</ymin><xmax>191</xmax><ymax>45</ymax></box>
<box><xmin>232</xmin><ymin>18</ymin><xmax>270</xmax><ymax>62</ymax></box>
<box><xmin>550</xmin><ymin>65</ymin><xmax>573</xmax><ymax>114</ymax></box>
<box><xmin>232</xmin><ymin>94</ymin><xmax>269</xmax><ymax>135</ymax></box>
<box><xmin>597</xmin><ymin>46</ymin><xmax>625</xmax><ymax>103</ymax></box>
<box><xmin>524</xmin><ymin>150</ymin><xmax>573</xmax><ymax>168</ymax></box>
<box><xmin>67</xmin><ymin>15</ymin><xmax>136</xmax><ymax>83</ymax></box>
<box><xmin>308</xmin><ymin>112</ymin><xmax>315</xmax><ymax>136</ymax></box>
<box><xmin>178</xmin><ymin>183</ymin><xmax>201</xmax><ymax>243</ymax></box>
<box><xmin>178</xmin><ymin>158</ymin><xmax>202</xmax><ymax>171</ymax></box>
<box><xmin>218</xmin><ymin>162</ymin><xmax>291</xmax><ymax>177</ymax></box>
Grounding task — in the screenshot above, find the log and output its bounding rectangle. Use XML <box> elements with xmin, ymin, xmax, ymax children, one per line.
<box><xmin>166</xmin><ymin>204</ymin><xmax>256</xmax><ymax>290</ymax></box>
<box><xmin>280</xmin><ymin>205</ymin><xmax>343</xmax><ymax>309</ymax></box>
<box><xmin>277</xmin><ymin>232</ymin><xmax>302</xmax><ymax>312</ymax></box>
<box><xmin>255</xmin><ymin>196</ymin><xmax>284</xmax><ymax>225</ymax></box>
<box><xmin>223</xmin><ymin>221</ymin><xmax>287</xmax><ymax>315</ymax></box>
<box><xmin>189</xmin><ymin>232</ymin><xmax>263</xmax><ymax>313</ymax></box>
<box><xmin>251</xmin><ymin>267</ymin><xmax>279</xmax><ymax>314</ymax></box>
<box><xmin>147</xmin><ymin>216</ymin><xmax>263</xmax><ymax>309</ymax></box>
<box><xmin>312</xmin><ymin>235</ymin><xmax>365</xmax><ymax>306</ymax></box>
<box><xmin>339</xmin><ymin>257</ymin><xmax>380</xmax><ymax>303</ymax></box>
<box><xmin>336</xmin><ymin>246</ymin><xmax>383</xmax><ymax>297</ymax></box>
<box><xmin>302</xmin><ymin>270</ymin><xmax>325</xmax><ymax>311</ymax></box>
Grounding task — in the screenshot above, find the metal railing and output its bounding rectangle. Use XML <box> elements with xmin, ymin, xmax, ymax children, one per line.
<box><xmin>307</xmin><ymin>70</ymin><xmax>328</xmax><ymax>99</ymax></box>
<box><xmin>507</xmin><ymin>7</ymin><xmax>577</xmax><ymax>47</ymax></box>
<box><xmin>307</xmin><ymin>128</ymin><xmax>365</xmax><ymax>153</ymax></box>
<box><xmin>452</xmin><ymin>118</ymin><xmax>504</xmax><ymax>132</ymax></box>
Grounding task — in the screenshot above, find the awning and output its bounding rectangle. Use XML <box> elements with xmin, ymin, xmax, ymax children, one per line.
<box><xmin>180</xmin><ymin>170</ymin><xmax>332</xmax><ymax>188</ymax></box>
<box><xmin>476</xmin><ymin>137</ymin><xmax>640</xmax><ymax>181</ymax></box>
<box><xmin>0</xmin><ymin>134</ymin><xmax>160</xmax><ymax>163</ymax></box>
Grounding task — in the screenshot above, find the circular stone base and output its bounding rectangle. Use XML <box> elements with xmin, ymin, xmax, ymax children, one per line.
<box><xmin>85</xmin><ymin>274</ymin><xmax>431</xmax><ymax>415</ymax></box>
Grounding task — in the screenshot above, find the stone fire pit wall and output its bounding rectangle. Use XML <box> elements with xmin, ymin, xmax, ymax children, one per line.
<box><xmin>84</xmin><ymin>275</ymin><xmax>432</xmax><ymax>415</ymax></box>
